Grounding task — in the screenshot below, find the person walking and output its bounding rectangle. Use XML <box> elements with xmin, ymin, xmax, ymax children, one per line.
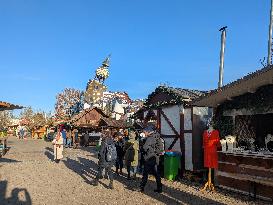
<box><xmin>61</xmin><ymin>128</ymin><xmax>67</xmax><ymax>148</ymax></box>
<box><xmin>124</xmin><ymin>131</ymin><xmax>139</xmax><ymax>180</ymax></box>
<box><xmin>139</xmin><ymin>125</ymin><xmax>163</xmax><ymax>193</ymax></box>
<box><xmin>138</xmin><ymin>132</ymin><xmax>146</xmax><ymax>173</ymax></box>
<box><xmin>66</xmin><ymin>128</ymin><xmax>72</xmax><ymax>148</ymax></box>
<box><xmin>19</xmin><ymin>127</ymin><xmax>25</xmax><ymax>140</ymax></box>
<box><xmin>94</xmin><ymin>130</ymin><xmax>117</xmax><ymax>189</ymax></box>
<box><xmin>114</xmin><ymin>132</ymin><xmax>125</xmax><ymax>175</ymax></box>
<box><xmin>84</xmin><ymin>130</ymin><xmax>89</xmax><ymax>147</ymax></box>
<box><xmin>72</xmin><ymin>128</ymin><xmax>79</xmax><ymax>149</ymax></box>
<box><xmin>52</xmin><ymin>129</ymin><xmax>64</xmax><ymax>163</ymax></box>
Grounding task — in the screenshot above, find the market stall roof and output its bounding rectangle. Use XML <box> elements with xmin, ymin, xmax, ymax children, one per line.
<box><xmin>144</xmin><ymin>85</ymin><xmax>206</xmax><ymax>109</ymax></box>
<box><xmin>0</xmin><ymin>101</ymin><xmax>23</xmax><ymax>111</ymax></box>
<box><xmin>192</xmin><ymin>65</ymin><xmax>273</xmax><ymax>108</ymax></box>
<box><xmin>99</xmin><ymin>117</ymin><xmax>127</xmax><ymax>128</ymax></box>
<box><xmin>70</xmin><ymin>107</ymin><xmax>108</xmax><ymax>124</ymax></box>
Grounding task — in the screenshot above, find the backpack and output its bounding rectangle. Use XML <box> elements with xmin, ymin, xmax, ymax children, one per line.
<box><xmin>125</xmin><ymin>143</ymin><xmax>135</xmax><ymax>162</ymax></box>
<box><xmin>105</xmin><ymin>143</ymin><xmax>117</xmax><ymax>162</ymax></box>
<box><xmin>153</xmin><ymin>134</ymin><xmax>164</xmax><ymax>155</ymax></box>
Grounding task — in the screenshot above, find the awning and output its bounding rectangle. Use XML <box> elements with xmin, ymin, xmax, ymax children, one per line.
<box><xmin>0</xmin><ymin>101</ymin><xmax>23</xmax><ymax>111</ymax></box>
<box><xmin>192</xmin><ymin>66</ymin><xmax>273</xmax><ymax>107</ymax></box>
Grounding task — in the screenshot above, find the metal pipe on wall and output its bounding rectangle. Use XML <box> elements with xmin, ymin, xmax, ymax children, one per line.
<box><xmin>268</xmin><ymin>0</ymin><xmax>273</xmax><ymax>66</ymax></box>
<box><xmin>218</xmin><ymin>26</ymin><xmax>227</xmax><ymax>88</ymax></box>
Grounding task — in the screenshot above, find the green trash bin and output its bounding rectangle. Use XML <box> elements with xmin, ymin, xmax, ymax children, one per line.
<box><xmin>164</xmin><ymin>151</ymin><xmax>180</xmax><ymax>181</ymax></box>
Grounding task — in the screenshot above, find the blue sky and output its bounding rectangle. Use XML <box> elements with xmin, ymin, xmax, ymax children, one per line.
<box><xmin>0</xmin><ymin>0</ymin><xmax>270</xmax><ymax>112</ymax></box>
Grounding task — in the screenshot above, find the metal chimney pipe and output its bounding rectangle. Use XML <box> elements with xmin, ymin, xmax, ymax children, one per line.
<box><xmin>268</xmin><ymin>0</ymin><xmax>273</xmax><ymax>66</ymax></box>
<box><xmin>218</xmin><ymin>26</ymin><xmax>227</xmax><ymax>88</ymax></box>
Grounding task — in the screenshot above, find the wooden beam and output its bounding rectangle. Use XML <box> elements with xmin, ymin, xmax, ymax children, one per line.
<box><xmin>160</xmin><ymin>110</ymin><xmax>180</xmax><ymax>138</ymax></box>
<box><xmin>160</xmin><ymin>109</ymin><xmax>180</xmax><ymax>151</ymax></box>
<box><xmin>157</xmin><ymin>108</ymin><xmax>161</xmax><ymax>134</ymax></box>
<box><xmin>180</xmin><ymin>112</ymin><xmax>185</xmax><ymax>176</ymax></box>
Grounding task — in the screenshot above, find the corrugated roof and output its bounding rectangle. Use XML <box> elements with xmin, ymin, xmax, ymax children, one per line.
<box><xmin>144</xmin><ymin>85</ymin><xmax>206</xmax><ymax>108</ymax></box>
<box><xmin>167</xmin><ymin>87</ymin><xmax>206</xmax><ymax>99</ymax></box>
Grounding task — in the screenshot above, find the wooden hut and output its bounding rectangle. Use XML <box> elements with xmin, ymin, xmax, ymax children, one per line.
<box><xmin>32</xmin><ymin>125</ymin><xmax>47</xmax><ymax>139</ymax></box>
<box><xmin>0</xmin><ymin>101</ymin><xmax>23</xmax><ymax>156</ymax></box>
<box><xmin>193</xmin><ymin>66</ymin><xmax>273</xmax><ymax>201</ymax></box>
<box><xmin>137</xmin><ymin>85</ymin><xmax>212</xmax><ymax>174</ymax></box>
<box><xmin>71</xmin><ymin>107</ymin><xmax>108</xmax><ymax>128</ymax></box>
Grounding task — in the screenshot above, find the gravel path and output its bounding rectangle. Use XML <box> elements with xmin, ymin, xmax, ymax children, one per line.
<box><xmin>0</xmin><ymin>137</ymin><xmax>271</xmax><ymax>205</ymax></box>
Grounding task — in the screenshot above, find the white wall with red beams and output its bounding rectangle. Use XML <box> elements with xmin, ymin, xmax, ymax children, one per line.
<box><xmin>144</xmin><ymin>105</ymin><xmax>211</xmax><ymax>172</ymax></box>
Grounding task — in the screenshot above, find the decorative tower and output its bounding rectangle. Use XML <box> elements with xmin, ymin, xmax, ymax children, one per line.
<box><xmin>84</xmin><ymin>55</ymin><xmax>111</xmax><ymax>106</ymax></box>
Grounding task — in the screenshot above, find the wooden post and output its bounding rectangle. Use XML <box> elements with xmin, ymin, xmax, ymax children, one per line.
<box><xmin>157</xmin><ymin>108</ymin><xmax>161</xmax><ymax>134</ymax></box>
<box><xmin>201</xmin><ymin>168</ymin><xmax>215</xmax><ymax>192</ymax></box>
<box><xmin>180</xmin><ymin>113</ymin><xmax>185</xmax><ymax>176</ymax></box>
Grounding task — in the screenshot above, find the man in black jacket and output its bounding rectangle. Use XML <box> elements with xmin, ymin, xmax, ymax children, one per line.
<box><xmin>139</xmin><ymin>125</ymin><xmax>163</xmax><ymax>193</ymax></box>
<box><xmin>94</xmin><ymin>131</ymin><xmax>116</xmax><ymax>189</ymax></box>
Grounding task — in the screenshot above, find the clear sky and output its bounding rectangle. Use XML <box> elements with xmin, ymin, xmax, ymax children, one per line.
<box><xmin>0</xmin><ymin>0</ymin><xmax>270</xmax><ymax>112</ymax></box>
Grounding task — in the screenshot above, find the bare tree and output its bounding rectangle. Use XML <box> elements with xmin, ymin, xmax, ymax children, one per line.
<box><xmin>0</xmin><ymin>111</ymin><xmax>12</xmax><ymax>130</ymax></box>
<box><xmin>55</xmin><ymin>88</ymin><xmax>83</xmax><ymax>120</ymax></box>
<box><xmin>19</xmin><ymin>107</ymin><xmax>34</xmax><ymax>125</ymax></box>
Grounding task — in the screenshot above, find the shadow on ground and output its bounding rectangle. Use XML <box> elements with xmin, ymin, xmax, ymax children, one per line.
<box><xmin>0</xmin><ymin>180</ymin><xmax>32</xmax><ymax>205</ymax></box>
<box><xmin>44</xmin><ymin>147</ymin><xmax>54</xmax><ymax>161</ymax></box>
<box><xmin>63</xmin><ymin>148</ymin><xmax>226</xmax><ymax>205</ymax></box>
<box><xmin>0</xmin><ymin>158</ymin><xmax>21</xmax><ymax>163</ymax></box>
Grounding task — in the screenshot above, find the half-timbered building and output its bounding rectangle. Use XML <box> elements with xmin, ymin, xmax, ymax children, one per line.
<box><xmin>137</xmin><ymin>85</ymin><xmax>212</xmax><ymax>174</ymax></box>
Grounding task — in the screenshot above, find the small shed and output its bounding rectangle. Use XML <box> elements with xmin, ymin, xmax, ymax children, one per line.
<box><xmin>71</xmin><ymin>107</ymin><xmax>108</xmax><ymax>128</ymax></box>
<box><xmin>139</xmin><ymin>85</ymin><xmax>212</xmax><ymax>173</ymax></box>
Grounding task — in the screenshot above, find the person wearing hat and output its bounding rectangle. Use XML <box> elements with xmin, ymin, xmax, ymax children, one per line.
<box><xmin>124</xmin><ymin>131</ymin><xmax>139</xmax><ymax>180</ymax></box>
<box><xmin>139</xmin><ymin>124</ymin><xmax>163</xmax><ymax>193</ymax></box>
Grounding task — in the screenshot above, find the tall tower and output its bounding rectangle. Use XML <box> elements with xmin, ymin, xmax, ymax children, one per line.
<box><xmin>84</xmin><ymin>56</ymin><xmax>111</xmax><ymax>106</ymax></box>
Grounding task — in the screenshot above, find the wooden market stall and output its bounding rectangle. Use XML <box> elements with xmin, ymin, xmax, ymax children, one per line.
<box><xmin>70</xmin><ymin>107</ymin><xmax>127</xmax><ymax>145</ymax></box>
<box><xmin>193</xmin><ymin>66</ymin><xmax>273</xmax><ymax>201</ymax></box>
<box><xmin>0</xmin><ymin>101</ymin><xmax>23</xmax><ymax>156</ymax></box>
<box><xmin>71</xmin><ymin>107</ymin><xmax>108</xmax><ymax>128</ymax></box>
<box><xmin>32</xmin><ymin>125</ymin><xmax>48</xmax><ymax>139</ymax></box>
<box><xmin>136</xmin><ymin>85</ymin><xmax>212</xmax><ymax>174</ymax></box>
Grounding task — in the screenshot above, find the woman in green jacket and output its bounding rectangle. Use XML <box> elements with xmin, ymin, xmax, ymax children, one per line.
<box><xmin>124</xmin><ymin>131</ymin><xmax>139</xmax><ymax>180</ymax></box>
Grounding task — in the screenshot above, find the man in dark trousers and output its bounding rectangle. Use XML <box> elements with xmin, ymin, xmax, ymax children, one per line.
<box><xmin>94</xmin><ymin>130</ymin><xmax>117</xmax><ymax>189</ymax></box>
<box><xmin>114</xmin><ymin>132</ymin><xmax>125</xmax><ymax>175</ymax></box>
<box><xmin>139</xmin><ymin>125</ymin><xmax>163</xmax><ymax>193</ymax></box>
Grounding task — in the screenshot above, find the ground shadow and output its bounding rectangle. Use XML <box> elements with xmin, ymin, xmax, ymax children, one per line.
<box><xmin>63</xmin><ymin>157</ymin><xmax>109</xmax><ymax>188</ymax></box>
<box><xmin>44</xmin><ymin>147</ymin><xmax>54</xmax><ymax>161</ymax></box>
<box><xmin>63</xmin><ymin>150</ymin><xmax>228</xmax><ymax>205</ymax></box>
<box><xmin>45</xmin><ymin>147</ymin><xmax>53</xmax><ymax>153</ymax></box>
<box><xmin>0</xmin><ymin>158</ymin><xmax>21</xmax><ymax>163</ymax></box>
<box><xmin>0</xmin><ymin>180</ymin><xmax>32</xmax><ymax>205</ymax></box>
